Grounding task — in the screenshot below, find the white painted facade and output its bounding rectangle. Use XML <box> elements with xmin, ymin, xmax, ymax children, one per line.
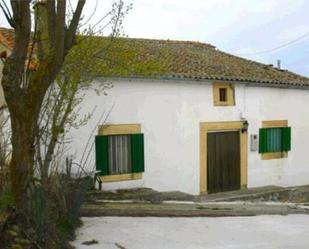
<box><xmin>68</xmin><ymin>78</ymin><xmax>309</xmax><ymax>195</ymax></box>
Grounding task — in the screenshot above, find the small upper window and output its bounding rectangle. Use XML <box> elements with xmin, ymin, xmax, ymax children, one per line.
<box><xmin>213</xmin><ymin>83</ymin><xmax>235</xmax><ymax>106</ymax></box>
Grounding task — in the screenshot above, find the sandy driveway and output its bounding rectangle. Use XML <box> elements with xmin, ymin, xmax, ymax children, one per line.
<box><xmin>72</xmin><ymin>215</ymin><xmax>309</xmax><ymax>249</ymax></box>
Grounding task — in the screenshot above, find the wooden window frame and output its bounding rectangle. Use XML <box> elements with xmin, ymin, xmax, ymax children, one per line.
<box><xmin>200</xmin><ymin>121</ymin><xmax>248</xmax><ymax>194</ymax></box>
<box><xmin>98</xmin><ymin>124</ymin><xmax>143</xmax><ymax>182</ymax></box>
<box><xmin>261</xmin><ymin>120</ymin><xmax>288</xmax><ymax>160</ymax></box>
<box><xmin>213</xmin><ymin>83</ymin><xmax>235</xmax><ymax>106</ymax></box>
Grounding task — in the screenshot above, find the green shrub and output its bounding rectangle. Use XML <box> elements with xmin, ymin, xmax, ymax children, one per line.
<box><xmin>0</xmin><ymin>186</ymin><xmax>13</xmax><ymax>211</ymax></box>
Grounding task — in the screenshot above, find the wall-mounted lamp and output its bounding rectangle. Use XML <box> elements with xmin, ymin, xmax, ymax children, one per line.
<box><xmin>241</xmin><ymin>120</ymin><xmax>249</xmax><ymax>133</ymax></box>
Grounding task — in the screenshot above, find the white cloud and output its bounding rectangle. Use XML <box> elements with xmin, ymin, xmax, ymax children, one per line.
<box><xmin>122</xmin><ymin>0</ymin><xmax>307</xmax><ymax>41</ymax></box>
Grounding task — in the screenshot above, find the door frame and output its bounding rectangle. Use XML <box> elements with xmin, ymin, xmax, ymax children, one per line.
<box><xmin>200</xmin><ymin>121</ymin><xmax>248</xmax><ymax>194</ymax></box>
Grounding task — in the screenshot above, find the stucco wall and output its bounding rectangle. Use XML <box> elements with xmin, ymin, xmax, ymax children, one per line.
<box><xmin>67</xmin><ymin>79</ymin><xmax>309</xmax><ymax>195</ymax></box>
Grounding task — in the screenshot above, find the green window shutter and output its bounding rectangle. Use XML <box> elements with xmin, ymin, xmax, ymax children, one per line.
<box><xmin>131</xmin><ymin>133</ymin><xmax>145</xmax><ymax>173</ymax></box>
<box><xmin>282</xmin><ymin>127</ymin><xmax>291</xmax><ymax>151</ymax></box>
<box><xmin>95</xmin><ymin>135</ymin><xmax>109</xmax><ymax>175</ymax></box>
<box><xmin>259</xmin><ymin>128</ymin><xmax>268</xmax><ymax>153</ymax></box>
<box><xmin>259</xmin><ymin>127</ymin><xmax>291</xmax><ymax>154</ymax></box>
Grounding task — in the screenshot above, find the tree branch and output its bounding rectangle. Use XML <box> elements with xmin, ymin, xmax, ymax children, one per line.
<box><xmin>79</xmin><ymin>0</ymin><xmax>98</xmax><ymax>28</ymax></box>
<box><xmin>55</xmin><ymin>0</ymin><xmax>66</xmax><ymax>65</ymax></box>
<box><xmin>0</xmin><ymin>0</ymin><xmax>13</xmax><ymax>27</ymax></box>
<box><xmin>2</xmin><ymin>0</ymin><xmax>31</xmax><ymax>104</ymax></box>
<box><xmin>64</xmin><ymin>0</ymin><xmax>86</xmax><ymax>52</ymax></box>
<box><xmin>46</xmin><ymin>0</ymin><xmax>56</xmax><ymax>49</ymax></box>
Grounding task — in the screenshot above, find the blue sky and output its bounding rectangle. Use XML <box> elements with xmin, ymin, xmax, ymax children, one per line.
<box><xmin>1</xmin><ymin>0</ymin><xmax>308</xmax><ymax>76</ymax></box>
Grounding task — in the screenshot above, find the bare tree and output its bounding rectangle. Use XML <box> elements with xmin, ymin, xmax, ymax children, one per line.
<box><xmin>0</xmin><ymin>0</ymin><xmax>86</xmax><ymax>213</ymax></box>
<box><xmin>0</xmin><ymin>0</ymin><xmax>163</xmax><ymax>217</ymax></box>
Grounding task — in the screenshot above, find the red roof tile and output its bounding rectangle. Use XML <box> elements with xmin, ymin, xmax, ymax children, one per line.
<box><xmin>0</xmin><ymin>27</ymin><xmax>14</xmax><ymax>49</ymax></box>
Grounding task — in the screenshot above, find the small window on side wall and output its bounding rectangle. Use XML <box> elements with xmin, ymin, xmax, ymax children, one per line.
<box><xmin>259</xmin><ymin>120</ymin><xmax>291</xmax><ymax>160</ymax></box>
<box><xmin>213</xmin><ymin>83</ymin><xmax>235</xmax><ymax>106</ymax></box>
<box><xmin>95</xmin><ymin>124</ymin><xmax>144</xmax><ymax>182</ymax></box>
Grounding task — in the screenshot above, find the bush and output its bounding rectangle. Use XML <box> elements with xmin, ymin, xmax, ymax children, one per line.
<box><xmin>0</xmin><ymin>166</ymin><xmax>93</xmax><ymax>248</ymax></box>
<box><xmin>0</xmin><ymin>187</ymin><xmax>13</xmax><ymax>211</ymax></box>
<box><xmin>31</xmin><ymin>173</ymin><xmax>93</xmax><ymax>248</ymax></box>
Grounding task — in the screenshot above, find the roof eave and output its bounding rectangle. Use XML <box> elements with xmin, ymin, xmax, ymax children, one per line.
<box><xmin>97</xmin><ymin>75</ymin><xmax>309</xmax><ymax>90</ymax></box>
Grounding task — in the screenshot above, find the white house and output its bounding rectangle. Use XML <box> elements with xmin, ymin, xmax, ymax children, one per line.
<box><xmin>1</xmin><ymin>28</ymin><xmax>309</xmax><ymax>195</ymax></box>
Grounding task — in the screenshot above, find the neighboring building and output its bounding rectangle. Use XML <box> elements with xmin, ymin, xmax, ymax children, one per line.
<box><xmin>0</xmin><ymin>28</ymin><xmax>11</xmax><ymax>109</ymax></box>
<box><xmin>1</xmin><ymin>27</ymin><xmax>309</xmax><ymax>195</ymax></box>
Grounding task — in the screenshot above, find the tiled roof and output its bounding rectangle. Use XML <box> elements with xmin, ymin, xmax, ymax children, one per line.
<box><xmin>116</xmin><ymin>37</ymin><xmax>309</xmax><ymax>88</ymax></box>
<box><xmin>0</xmin><ymin>28</ymin><xmax>14</xmax><ymax>49</ymax></box>
<box><xmin>0</xmin><ymin>27</ymin><xmax>36</xmax><ymax>69</ymax></box>
<box><xmin>1</xmin><ymin>27</ymin><xmax>309</xmax><ymax>88</ymax></box>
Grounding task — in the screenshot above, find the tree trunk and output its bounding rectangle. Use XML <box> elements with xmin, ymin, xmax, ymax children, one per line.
<box><xmin>9</xmin><ymin>108</ymin><xmax>36</xmax><ymax>213</ymax></box>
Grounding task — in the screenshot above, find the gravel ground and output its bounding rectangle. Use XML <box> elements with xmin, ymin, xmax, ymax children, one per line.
<box><xmin>71</xmin><ymin>215</ymin><xmax>309</xmax><ymax>249</ymax></box>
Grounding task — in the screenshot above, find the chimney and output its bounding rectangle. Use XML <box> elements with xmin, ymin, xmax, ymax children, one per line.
<box><xmin>277</xmin><ymin>60</ymin><xmax>281</xmax><ymax>69</ymax></box>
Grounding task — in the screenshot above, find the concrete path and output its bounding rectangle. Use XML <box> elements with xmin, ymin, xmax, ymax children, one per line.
<box><xmin>81</xmin><ymin>201</ymin><xmax>309</xmax><ymax>217</ymax></box>
<box><xmin>86</xmin><ymin>185</ymin><xmax>309</xmax><ymax>204</ymax></box>
<box><xmin>82</xmin><ymin>186</ymin><xmax>309</xmax><ymax>217</ymax></box>
<box><xmin>198</xmin><ymin>185</ymin><xmax>309</xmax><ymax>202</ymax></box>
<box><xmin>72</xmin><ymin>215</ymin><xmax>309</xmax><ymax>249</ymax></box>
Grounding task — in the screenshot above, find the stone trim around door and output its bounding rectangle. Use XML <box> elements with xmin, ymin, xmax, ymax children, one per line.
<box><xmin>199</xmin><ymin>121</ymin><xmax>248</xmax><ymax>194</ymax></box>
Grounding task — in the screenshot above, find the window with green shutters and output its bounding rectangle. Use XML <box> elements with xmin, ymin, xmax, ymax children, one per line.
<box><xmin>259</xmin><ymin>127</ymin><xmax>291</xmax><ymax>154</ymax></box>
<box><xmin>95</xmin><ymin>133</ymin><xmax>144</xmax><ymax>176</ymax></box>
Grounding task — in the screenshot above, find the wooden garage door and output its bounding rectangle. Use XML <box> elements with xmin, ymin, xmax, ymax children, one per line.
<box><xmin>207</xmin><ymin>131</ymin><xmax>240</xmax><ymax>193</ymax></box>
